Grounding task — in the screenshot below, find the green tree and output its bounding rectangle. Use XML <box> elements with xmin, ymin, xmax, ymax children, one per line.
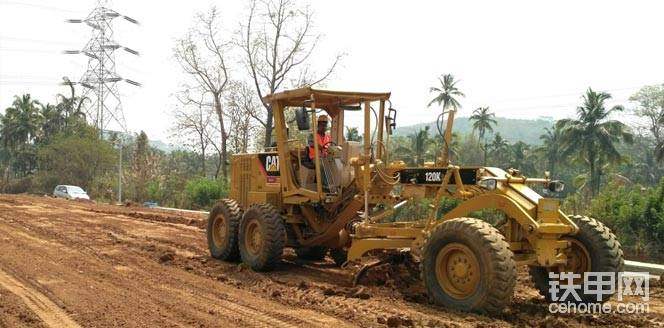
<box><xmin>629</xmin><ymin>84</ymin><xmax>664</xmax><ymax>161</ymax></box>
<box><xmin>536</xmin><ymin>125</ymin><xmax>563</xmax><ymax>176</ymax></box>
<box><xmin>132</xmin><ymin>131</ymin><xmax>151</xmax><ymax>202</ymax></box>
<box><xmin>508</xmin><ymin>141</ymin><xmax>536</xmax><ymax>175</ymax></box>
<box><xmin>1</xmin><ymin>94</ymin><xmax>42</xmax><ymax>150</ymax></box>
<box><xmin>427</xmin><ymin>74</ymin><xmax>465</xmax><ymax>110</ymax></box>
<box><xmin>428</xmin><ymin>74</ymin><xmax>465</xmax><ymax>162</ymax></box>
<box><xmin>558</xmin><ymin>88</ymin><xmax>633</xmax><ymax>196</ymax></box>
<box><xmin>394</xmin><ymin>126</ymin><xmax>435</xmax><ymax>166</ymax></box>
<box><xmin>1</xmin><ymin>94</ymin><xmax>43</xmax><ymax>176</ymax></box>
<box><xmin>345</xmin><ymin>127</ymin><xmax>361</xmax><ymax>142</ymax></box>
<box><xmin>488</xmin><ymin>133</ymin><xmax>509</xmax><ymax>167</ymax></box>
<box><xmin>469</xmin><ymin>106</ymin><xmax>497</xmax><ymax>166</ymax></box>
<box><xmin>36</xmin><ymin>125</ymin><xmax>115</xmax><ymax>194</ymax></box>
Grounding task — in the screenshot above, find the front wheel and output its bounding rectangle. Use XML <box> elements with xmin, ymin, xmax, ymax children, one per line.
<box><xmin>529</xmin><ymin>215</ymin><xmax>624</xmax><ymax>303</ymax></box>
<box><xmin>420</xmin><ymin>217</ymin><xmax>516</xmax><ymax>314</ymax></box>
<box><xmin>238</xmin><ymin>203</ymin><xmax>285</xmax><ymax>271</ymax></box>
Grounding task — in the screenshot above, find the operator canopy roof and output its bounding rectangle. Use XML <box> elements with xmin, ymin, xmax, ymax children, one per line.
<box><xmin>263</xmin><ymin>87</ymin><xmax>391</xmax><ymax>109</ymax></box>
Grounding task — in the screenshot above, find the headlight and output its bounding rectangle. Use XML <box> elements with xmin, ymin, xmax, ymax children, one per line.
<box><xmin>547</xmin><ymin>180</ymin><xmax>565</xmax><ymax>193</ymax></box>
<box><xmin>478</xmin><ymin>178</ymin><xmax>497</xmax><ymax>190</ymax></box>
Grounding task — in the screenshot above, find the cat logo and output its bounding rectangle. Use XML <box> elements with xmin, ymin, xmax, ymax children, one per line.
<box><xmin>265</xmin><ymin>155</ymin><xmax>279</xmax><ymax>172</ymax></box>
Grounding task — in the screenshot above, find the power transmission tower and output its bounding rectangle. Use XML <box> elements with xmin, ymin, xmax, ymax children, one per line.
<box><xmin>65</xmin><ymin>0</ymin><xmax>140</xmax><ymax>134</ymax></box>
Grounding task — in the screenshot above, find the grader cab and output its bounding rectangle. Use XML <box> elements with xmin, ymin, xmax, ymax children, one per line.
<box><xmin>207</xmin><ymin>87</ymin><xmax>623</xmax><ymax>314</ymax></box>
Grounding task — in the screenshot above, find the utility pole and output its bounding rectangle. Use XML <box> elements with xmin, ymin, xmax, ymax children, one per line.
<box><xmin>65</xmin><ymin>0</ymin><xmax>141</xmax><ymax>136</ymax></box>
<box><xmin>118</xmin><ymin>137</ymin><xmax>123</xmax><ymax>203</ymax></box>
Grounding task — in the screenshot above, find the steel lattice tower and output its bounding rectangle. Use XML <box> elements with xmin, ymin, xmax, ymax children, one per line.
<box><xmin>65</xmin><ymin>0</ymin><xmax>140</xmax><ymax>134</ymax></box>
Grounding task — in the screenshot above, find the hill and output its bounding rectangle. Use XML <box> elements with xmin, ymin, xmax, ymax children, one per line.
<box><xmin>393</xmin><ymin>116</ymin><xmax>554</xmax><ymax>145</ymax></box>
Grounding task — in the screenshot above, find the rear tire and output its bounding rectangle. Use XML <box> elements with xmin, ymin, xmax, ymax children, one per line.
<box><xmin>420</xmin><ymin>217</ymin><xmax>516</xmax><ymax>314</ymax></box>
<box><xmin>295</xmin><ymin>246</ymin><xmax>328</xmax><ymax>261</ymax></box>
<box><xmin>207</xmin><ymin>199</ymin><xmax>242</xmax><ymax>261</ymax></box>
<box><xmin>239</xmin><ymin>203</ymin><xmax>285</xmax><ymax>271</ymax></box>
<box><xmin>529</xmin><ymin>215</ymin><xmax>624</xmax><ymax>303</ymax></box>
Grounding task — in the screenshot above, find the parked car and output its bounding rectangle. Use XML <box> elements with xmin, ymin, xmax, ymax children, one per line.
<box><xmin>53</xmin><ymin>185</ymin><xmax>90</xmax><ymax>200</ymax></box>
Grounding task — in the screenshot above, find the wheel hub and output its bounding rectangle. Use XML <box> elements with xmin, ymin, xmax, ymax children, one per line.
<box><xmin>435</xmin><ymin>243</ymin><xmax>480</xmax><ymax>299</ymax></box>
<box><xmin>245</xmin><ymin>220</ymin><xmax>262</xmax><ymax>256</ymax></box>
<box><xmin>212</xmin><ymin>214</ymin><xmax>226</xmax><ymax>246</ymax></box>
<box><xmin>562</xmin><ymin>238</ymin><xmax>591</xmax><ymax>276</ymax></box>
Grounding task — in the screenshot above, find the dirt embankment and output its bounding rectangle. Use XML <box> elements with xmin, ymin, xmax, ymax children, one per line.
<box><xmin>0</xmin><ymin>194</ymin><xmax>662</xmax><ymax>327</ymax></box>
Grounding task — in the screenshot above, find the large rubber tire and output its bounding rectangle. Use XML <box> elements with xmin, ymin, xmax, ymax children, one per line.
<box><xmin>295</xmin><ymin>246</ymin><xmax>328</xmax><ymax>261</ymax></box>
<box><xmin>420</xmin><ymin>217</ymin><xmax>516</xmax><ymax>314</ymax></box>
<box><xmin>207</xmin><ymin>199</ymin><xmax>242</xmax><ymax>261</ymax></box>
<box><xmin>238</xmin><ymin>203</ymin><xmax>286</xmax><ymax>271</ymax></box>
<box><xmin>529</xmin><ymin>215</ymin><xmax>624</xmax><ymax>303</ymax></box>
<box><xmin>329</xmin><ymin>248</ymin><xmax>348</xmax><ymax>266</ymax></box>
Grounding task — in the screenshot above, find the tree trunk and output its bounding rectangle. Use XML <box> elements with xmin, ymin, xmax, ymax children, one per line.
<box><xmin>200</xmin><ymin>134</ymin><xmax>206</xmax><ymax>177</ymax></box>
<box><xmin>213</xmin><ymin>95</ymin><xmax>228</xmax><ymax>181</ymax></box>
<box><xmin>483</xmin><ymin>140</ymin><xmax>488</xmax><ymax>167</ymax></box>
<box><xmin>589</xmin><ymin>158</ymin><xmax>597</xmax><ymax>197</ymax></box>
<box><xmin>263</xmin><ymin>107</ymin><xmax>274</xmax><ymax>148</ymax></box>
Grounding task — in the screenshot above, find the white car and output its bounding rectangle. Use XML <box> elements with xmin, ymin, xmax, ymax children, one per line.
<box><xmin>53</xmin><ymin>185</ymin><xmax>90</xmax><ymax>200</ymax></box>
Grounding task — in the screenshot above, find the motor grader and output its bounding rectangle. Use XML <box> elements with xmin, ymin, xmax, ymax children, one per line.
<box><xmin>206</xmin><ymin>87</ymin><xmax>624</xmax><ymax>314</ymax></box>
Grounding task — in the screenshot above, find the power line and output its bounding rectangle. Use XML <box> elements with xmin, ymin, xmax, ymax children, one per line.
<box><xmin>0</xmin><ymin>1</ymin><xmax>79</xmax><ymax>13</ymax></box>
<box><xmin>0</xmin><ymin>35</ymin><xmax>79</xmax><ymax>46</ymax></box>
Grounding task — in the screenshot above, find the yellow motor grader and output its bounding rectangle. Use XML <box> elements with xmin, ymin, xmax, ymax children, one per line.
<box><xmin>206</xmin><ymin>87</ymin><xmax>623</xmax><ymax>313</ymax></box>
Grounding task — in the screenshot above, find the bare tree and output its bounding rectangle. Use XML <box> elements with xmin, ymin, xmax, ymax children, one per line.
<box><xmin>239</xmin><ymin>0</ymin><xmax>343</xmax><ymax>147</ymax></box>
<box><xmin>225</xmin><ymin>81</ymin><xmax>262</xmax><ymax>153</ymax></box>
<box><xmin>172</xmin><ymin>90</ymin><xmax>217</xmax><ymax>177</ymax></box>
<box><xmin>174</xmin><ymin>6</ymin><xmax>231</xmax><ymax>180</ymax></box>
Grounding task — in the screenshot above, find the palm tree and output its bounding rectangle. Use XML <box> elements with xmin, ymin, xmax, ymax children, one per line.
<box><xmin>41</xmin><ymin>103</ymin><xmax>65</xmax><ymax>141</ymax></box>
<box><xmin>508</xmin><ymin>141</ymin><xmax>536</xmax><ymax>176</ymax></box>
<box><xmin>428</xmin><ymin>74</ymin><xmax>465</xmax><ymax>110</ymax></box>
<box><xmin>558</xmin><ymin>88</ymin><xmax>633</xmax><ymax>196</ymax></box>
<box><xmin>489</xmin><ymin>133</ymin><xmax>509</xmax><ymax>167</ymax></box>
<box><xmin>469</xmin><ymin>106</ymin><xmax>497</xmax><ymax>166</ymax></box>
<box><xmin>56</xmin><ymin>79</ymin><xmax>87</xmax><ymax>124</ymax></box>
<box><xmin>345</xmin><ymin>127</ymin><xmax>361</xmax><ymax>142</ymax></box>
<box><xmin>536</xmin><ymin>125</ymin><xmax>563</xmax><ymax>176</ymax></box>
<box><xmin>1</xmin><ymin>94</ymin><xmax>42</xmax><ymax>150</ymax></box>
<box><xmin>428</xmin><ymin>74</ymin><xmax>465</xmax><ymax>163</ymax></box>
<box><xmin>394</xmin><ymin>127</ymin><xmax>435</xmax><ymax>166</ymax></box>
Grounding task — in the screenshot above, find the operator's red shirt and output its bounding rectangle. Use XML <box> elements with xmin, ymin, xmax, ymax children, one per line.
<box><xmin>308</xmin><ymin>133</ymin><xmax>331</xmax><ymax>160</ymax></box>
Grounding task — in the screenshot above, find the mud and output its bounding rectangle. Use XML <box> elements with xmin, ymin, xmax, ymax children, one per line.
<box><xmin>0</xmin><ymin>194</ymin><xmax>662</xmax><ymax>327</ymax></box>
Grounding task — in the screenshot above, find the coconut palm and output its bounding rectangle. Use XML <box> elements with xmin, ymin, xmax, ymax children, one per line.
<box><xmin>428</xmin><ymin>74</ymin><xmax>464</xmax><ymax>163</ymax></box>
<box><xmin>489</xmin><ymin>133</ymin><xmax>509</xmax><ymax>167</ymax></box>
<box><xmin>1</xmin><ymin>94</ymin><xmax>42</xmax><ymax>150</ymax></box>
<box><xmin>469</xmin><ymin>106</ymin><xmax>497</xmax><ymax>166</ymax></box>
<box><xmin>557</xmin><ymin>88</ymin><xmax>633</xmax><ymax>196</ymax></box>
<box><xmin>394</xmin><ymin>127</ymin><xmax>435</xmax><ymax>166</ymax></box>
<box><xmin>506</xmin><ymin>141</ymin><xmax>537</xmax><ymax>176</ymax></box>
<box><xmin>56</xmin><ymin>79</ymin><xmax>87</xmax><ymax>123</ymax></box>
<box><xmin>345</xmin><ymin>127</ymin><xmax>361</xmax><ymax>142</ymax></box>
<box><xmin>536</xmin><ymin>125</ymin><xmax>563</xmax><ymax>176</ymax></box>
<box><xmin>427</xmin><ymin>74</ymin><xmax>465</xmax><ymax>111</ymax></box>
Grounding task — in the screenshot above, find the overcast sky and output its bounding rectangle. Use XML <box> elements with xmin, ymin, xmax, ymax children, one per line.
<box><xmin>1</xmin><ymin>0</ymin><xmax>663</xmax><ymax>142</ymax></box>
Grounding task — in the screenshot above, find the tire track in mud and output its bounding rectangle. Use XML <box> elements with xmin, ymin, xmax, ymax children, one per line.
<box><xmin>0</xmin><ymin>268</ymin><xmax>81</xmax><ymax>328</ymax></box>
<box><xmin>1</xmin><ymin>195</ymin><xmax>663</xmax><ymax>327</ymax></box>
<box><xmin>0</xmin><ymin>197</ymin><xmax>353</xmax><ymax>328</ymax></box>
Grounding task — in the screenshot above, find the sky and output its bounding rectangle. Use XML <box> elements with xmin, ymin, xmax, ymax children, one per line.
<box><xmin>1</xmin><ymin>0</ymin><xmax>663</xmax><ymax>143</ymax></box>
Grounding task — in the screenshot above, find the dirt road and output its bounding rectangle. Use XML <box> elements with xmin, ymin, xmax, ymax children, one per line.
<box><xmin>0</xmin><ymin>194</ymin><xmax>662</xmax><ymax>327</ymax></box>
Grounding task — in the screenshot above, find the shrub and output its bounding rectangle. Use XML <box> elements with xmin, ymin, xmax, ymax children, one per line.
<box><xmin>184</xmin><ymin>177</ymin><xmax>228</xmax><ymax>210</ymax></box>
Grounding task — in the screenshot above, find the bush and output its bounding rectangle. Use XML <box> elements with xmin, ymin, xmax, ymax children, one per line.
<box><xmin>184</xmin><ymin>177</ymin><xmax>228</xmax><ymax>210</ymax></box>
<box><xmin>589</xmin><ymin>179</ymin><xmax>664</xmax><ymax>261</ymax></box>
